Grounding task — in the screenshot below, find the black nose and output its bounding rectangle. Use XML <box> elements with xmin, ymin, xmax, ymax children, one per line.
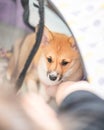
<box><xmin>49</xmin><ymin>75</ymin><xmax>57</xmax><ymax>81</ymax></box>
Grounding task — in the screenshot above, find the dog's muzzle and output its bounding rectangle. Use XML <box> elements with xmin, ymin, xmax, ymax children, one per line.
<box><xmin>48</xmin><ymin>71</ymin><xmax>62</xmax><ymax>81</ymax></box>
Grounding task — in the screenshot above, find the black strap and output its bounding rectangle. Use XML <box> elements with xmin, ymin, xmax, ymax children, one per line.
<box><xmin>16</xmin><ymin>0</ymin><xmax>44</xmax><ymax>90</ymax></box>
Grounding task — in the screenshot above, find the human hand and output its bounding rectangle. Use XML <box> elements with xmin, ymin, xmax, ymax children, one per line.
<box><xmin>55</xmin><ymin>81</ymin><xmax>91</xmax><ymax>105</ymax></box>
<box><xmin>21</xmin><ymin>93</ymin><xmax>62</xmax><ymax>130</ymax></box>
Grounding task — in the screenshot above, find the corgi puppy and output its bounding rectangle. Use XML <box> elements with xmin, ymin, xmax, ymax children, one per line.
<box><xmin>7</xmin><ymin>26</ymin><xmax>83</xmax><ymax>101</ymax></box>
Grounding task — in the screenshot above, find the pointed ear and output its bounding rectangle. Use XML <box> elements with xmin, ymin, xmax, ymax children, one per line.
<box><xmin>35</xmin><ymin>25</ymin><xmax>53</xmax><ymax>46</ymax></box>
<box><xmin>69</xmin><ymin>36</ymin><xmax>77</xmax><ymax>50</ymax></box>
<box><xmin>41</xmin><ymin>26</ymin><xmax>53</xmax><ymax>46</ymax></box>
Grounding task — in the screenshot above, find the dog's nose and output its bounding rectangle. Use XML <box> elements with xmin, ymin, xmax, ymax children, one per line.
<box><xmin>49</xmin><ymin>75</ymin><xmax>57</xmax><ymax>81</ymax></box>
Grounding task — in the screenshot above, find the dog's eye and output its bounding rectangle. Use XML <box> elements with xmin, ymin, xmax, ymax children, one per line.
<box><xmin>61</xmin><ymin>60</ymin><xmax>69</xmax><ymax>66</ymax></box>
<box><xmin>47</xmin><ymin>57</ymin><xmax>52</xmax><ymax>63</ymax></box>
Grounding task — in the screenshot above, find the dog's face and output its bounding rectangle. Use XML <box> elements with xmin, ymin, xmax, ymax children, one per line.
<box><xmin>37</xmin><ymin>27</ymin><xmax>82</xmax><ymax>86</ymax></box>
<box><xmin>7</xmin><ymin>26</ymin><xmax>83</xmax><ymax>87</ymax></box>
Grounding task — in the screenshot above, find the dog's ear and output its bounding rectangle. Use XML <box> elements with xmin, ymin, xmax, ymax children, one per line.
<box><xmin>35</xmin><ymin>26</ymin><xmax>53</xmax><ymax>46</ymax></box>
<box><xmin>68</xmin><ymin>36</ymin><xmax>77</xmax><ymax>50</ymax></box>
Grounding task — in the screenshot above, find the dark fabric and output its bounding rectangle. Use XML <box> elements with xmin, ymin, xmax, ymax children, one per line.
<box><xmin>59</xmin><ymin>91</ymin><xmax>104</xmax><ymax>130</ymax></box>
<box><xmin>16</xmin><ymin>0</ymin><xmax>44</xmax><ymax>89</ymax></box>
<box><xmin>21</xmin><ymin>0</ymin><xmax>35</xmax><ymax>30</ymax></box>
<box><xmin>60</xmin><ymin>90</ymin><xmax>104</xmax><ymax>111</ymax></box>
<box><xmin>21</xmin><ymin>0</ymin><xmax>28</xmax><ymax>9</ymax></box>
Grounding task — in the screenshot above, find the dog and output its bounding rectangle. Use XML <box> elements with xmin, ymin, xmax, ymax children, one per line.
<box><xmin>7</xmin><ymin>26</ymin><xmax>83</xmax><ymax>101</ymax></box>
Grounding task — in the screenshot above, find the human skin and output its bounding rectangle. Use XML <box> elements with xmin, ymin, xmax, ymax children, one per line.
<box><xmin>21</xmin><ymin>93</ymin><xmax>62</xmax><ymax>130</ymax></box>
<box><xmin>20</xmin><ymin>81</ymin><xmax>92</xmax><ymax>130</ymax></box>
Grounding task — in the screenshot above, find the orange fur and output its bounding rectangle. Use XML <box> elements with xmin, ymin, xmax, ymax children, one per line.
<box><xmin>7</xmin><ymin>26</ymin><xmax>83</xmax><ymax>101</ymax></box>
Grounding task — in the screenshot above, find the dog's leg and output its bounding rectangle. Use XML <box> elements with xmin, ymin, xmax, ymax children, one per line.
<box><xmin>39</xmin><ymin>83</ymin><xmax>51</xmax><ymax>102</ymax></box>
<box><xmin>6</xmin><ymin>38</ymin><xmax>23</xmax><ymax>80</ymax></box>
